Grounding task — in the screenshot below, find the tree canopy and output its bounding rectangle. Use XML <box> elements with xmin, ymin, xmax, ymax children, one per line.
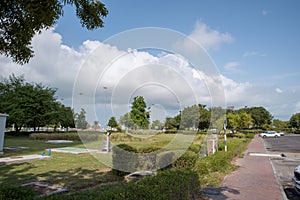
<box><xmin>0</xmin><ymin>74</ymin><xmax>75</xmax><ymax>132</ymax></box>
<box><xmin>108</xmin><ymin>117</ymin><xmax>118</xmax><ymax>129</ymax></box>
<box><xmin>130</xmin><ymin>96</ymin><xmax>150</xmax><ymax>129</ymax></box>
<box><xmin>290</xmin><ymin>113</ymin><xmax>300</xmax><ymax>129</ymax></box>
<box><xmin>74</xmin><ymin>108</ymin><xmax>88</xmax><ymax>129</ymax></box>
<box><xmin>0</xmin><ymin>0</ymin><xmax>108</xmax><ymax>65</ymax></box>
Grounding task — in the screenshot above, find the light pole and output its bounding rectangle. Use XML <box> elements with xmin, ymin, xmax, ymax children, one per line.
<box><xmin>103</xmin><ymin>87</ymin><xmax>107</xmax><ymax>131</ymax></box>
<box><xmin>103</xmin><ymin>86</ymin><xmax>110</xmax><ymax>152</ymax></box>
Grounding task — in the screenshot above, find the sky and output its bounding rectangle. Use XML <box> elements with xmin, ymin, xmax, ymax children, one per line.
<box><xmin>1</xmin><ymin>0</ymin><xmax>300</xmax><ymax>125</ymax></box>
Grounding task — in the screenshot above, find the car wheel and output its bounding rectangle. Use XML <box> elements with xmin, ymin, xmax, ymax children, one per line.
<box><xmin>263</xmin><ymin>135</ymin><xmax>266</xmax><ymax>138</ymax></box>
<box><xmin>275</xmin><ymin>135</ymin><xmax>278</xmax><ymax>138</ymax></box>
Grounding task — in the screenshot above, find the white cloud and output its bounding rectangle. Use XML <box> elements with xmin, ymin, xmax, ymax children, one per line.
<box><xmin>243</xmin><ymin>51</ymin><xmax>266</xmax><ymax>57</ymax></box>
<box><xmin>223</xmin><ymin>61</ymin><xmax>240</xmax><ymax>72</ymax></box>
<box><xmin>1</xmin><ymin>27</ymin><xmax>299</xmax><ymax>122</ymax></box>
<box><xmin>187</xmin><ymin>20</ymin><xmax>234</xmax><ymax>51</ymax></box>
<box><xmin>275</xmin><ymin>88</ymin><xmax>283</xmax><ymax>93</ymax></box>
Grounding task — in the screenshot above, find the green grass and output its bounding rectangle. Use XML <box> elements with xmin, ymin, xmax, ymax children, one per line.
<box><xmin>0</xmin><ymin>133</ymin><xmax>250</xmax><ymax>198</ymax></box>
<box><xmin>0</xmin><ymin>136</ymin><xmax>120</xmax><ymax>192</ymax></box>
<box><xmin>194</xmin><ymin>138</ymin><xmax>250</xmax><ymax>187</ymax></box>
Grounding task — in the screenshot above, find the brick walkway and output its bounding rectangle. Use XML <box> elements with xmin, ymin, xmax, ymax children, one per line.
<box><xmin>221</xmin><ymin>135</ymin><xmax>283</xmax><ymax>199</ymax></box>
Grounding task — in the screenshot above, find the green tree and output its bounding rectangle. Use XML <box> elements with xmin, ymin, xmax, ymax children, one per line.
<box><xmin>151</xmin><ymin>120</ymin><xmax>164</xmax><ymax>130</ymax></box>
<box><xmin>198</xmin><ymin>104</ymin><xmax>211</xmax><ymax>130</ymax></box>
<box><xmin>246</xmin><ymin>107</ymin><xmax>272</xmax><ymax>128</ymax></box>
<box><xmin>119</xmin><ymin>113</ymin><xmax>135</xmax><ymax>129</ymax></box>
<box><xmin>273</xmin><ymin>119</ymin><xmax>289</xmax><ymax>129</ymax></box>
<box><xmin>75</xmin><ymin>108</ymin><xmax>88</xmax><ymax>129</ymax></box>
<box><xmin>238</xmin><ymin>111</ymin><xmax>253</xmax><ymax>129</ymax></box>
<box><xmin>0</xmin><ymin>0</ymin><xmax>108</xmax><ymax>65</ymax></box>
<box><xmin>92</xmin><ymin>121</ymin><xmax>99</xmax><ymax>131</ymax></box>
<box><xmin>226</xmin><ymin>112</ymin><xmax>239</xmax><ymax>132</ymax></box>
<box><xmin>180</xmin><ymin>105</ymin><xmax>200</xmax><ymax>129</ymax></box>
<box><xmin>130</xmin><ymin>96</ymin><xmax>150</xmax><ymax>129</ymax></box>
<box><xmin>164</xmin><ymin>116</ymin><xmax>180</xmax><ymax>130</ymax></box>
<box><xmin>0</xmin><ymin>74</ymin><xmax>63</xmax><ymax>133</ymax></box>
<box><xmin>108</xmin><ymin>117</ymin><xmax>118</xmax><ymax>128</ymax></box>
<box><xmin>58</xmin><ymin>104</ymin><xmax>75</xmax><ymax>131</ymax></box>
<box><xmin>290</xmin><ymin>113</ymin><xmax>300</xmax><ymax>129</ymax></box>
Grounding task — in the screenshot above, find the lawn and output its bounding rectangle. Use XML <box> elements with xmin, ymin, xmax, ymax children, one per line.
<box><xmin>0</xmin><ymin>132</ymin><xmax>251</xmax><ymax>199</ymax></box>
<box><xmin>0</xmin><ymin>136</ymin><xmax>120</xmax><ymax>192</ymax></box>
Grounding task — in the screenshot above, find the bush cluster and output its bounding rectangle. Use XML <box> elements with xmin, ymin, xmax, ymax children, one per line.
<box><xmin>193</xmin><ymin>138</ymin><xmax>249</xmax><ymax>186</ymax></box>
<box><xmin>0</xmin><ymin>185</ymin><xmax>36</xmax><ymax>200</ymax></box>
<box><xmin>227</xmin><ymin>133</ymin><xmax>254</xmax><ymax>139</ymax></box>
<box><xmin>46</xmin><ymin>170</ymin><xmax>200</xmax><ymax>200</ymax></box>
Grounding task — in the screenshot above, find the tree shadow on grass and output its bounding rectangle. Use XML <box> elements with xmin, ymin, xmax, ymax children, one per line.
<box><xmin>0</xmin><ymin>162</ymin><xmax>122</xmax><ymax>194</ymax></box>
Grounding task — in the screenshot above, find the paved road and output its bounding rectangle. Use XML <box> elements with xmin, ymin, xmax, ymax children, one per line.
<box><xmin>261</xmin><ymin>135</ymin><xmax>300</xmax><ymax>200</ymax></box>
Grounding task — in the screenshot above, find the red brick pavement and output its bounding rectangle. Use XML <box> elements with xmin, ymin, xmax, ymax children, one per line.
<box><xmin>220</xmin><ymin>135</ymin><xmax>283</xmax><ymax>200</ymax></box>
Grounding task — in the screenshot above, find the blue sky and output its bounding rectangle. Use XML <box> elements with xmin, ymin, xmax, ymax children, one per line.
<box><xmin>1</xmin><ymin>0</ymin><xmax>300</xmax><ymax>124</ymax></box>
<box><xmin>56</xmin><ymin>0</ymin><xmax>300</xmax><ymax>84</ymax></box>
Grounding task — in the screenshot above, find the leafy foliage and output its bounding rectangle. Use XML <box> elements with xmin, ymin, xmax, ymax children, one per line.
<box><xmin>119</xmin><ymin>113</ymin><xmax>135</xmax><ymax>129</ymax></box>
<box><xmin>290</xmin><ymin>112</ymin><xmax>300</xmax><ymax>129</ymax></box>
<box><xmin>74</xmin><ymin>108</ymin><xmax>88</xmax><ymax>129</ymax></box>
<box><xmin>108</xmin><ymin>116</ymin><xmax>118</xmax><ymax>128</ymax></box>
<box><xmin>130</xmin><ymin>96</ymin><xmax>150</xmax><ymax>129</ymax></box>
<box><xmin>45</xmin><ymin>169</ymin><xmax>200</xmax><ymax>200</ymax></box>
<box><xmin>0</xmin><ymin>0</ymin><xmax>108</xmax><ymax>64</ymax></box>
<box><xmin>0</xmin><ymin>74</ymin><xmax>74</xmax><ymax>133</ymax></box>
<box><xmin>0</xmin><ymin>185</ymin><xmax>36</xmax><ymax>200</ymax></box>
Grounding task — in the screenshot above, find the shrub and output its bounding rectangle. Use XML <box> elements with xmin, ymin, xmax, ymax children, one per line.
<box><xmin>194</xmin><ymin>138</ymin><xmax>250</xmax><ymax>186</ymax></box>
<box><xmin>49</xmin><ymin>169</ymin><xmax>200</xmax><ymax>200</ymax></box>
<box><xmin>0</xmin><ymin>185</ymin><xmax>36</xmax><ymax>199</ymax></box>
<box><xmin>172</xmin><ymin>151</ymin><xmax>197</xmax><ymax>170</ymax></box>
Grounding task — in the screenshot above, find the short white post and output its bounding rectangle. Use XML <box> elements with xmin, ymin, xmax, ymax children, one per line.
<box><xmin>0</xmin><ymin>114</ymin><xmax>8</xmax><ymax>155</ymax></box>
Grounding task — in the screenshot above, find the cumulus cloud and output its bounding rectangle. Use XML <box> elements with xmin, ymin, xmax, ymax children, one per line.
<box><xmin>187</xmin><ymin>21</ymin><xmax>234</xmax><ymax>51</ymax></box>
<box><xmin>1</xmin><ymin>27</ymin><xmax>299</xmax><ymax>122</ymax></box>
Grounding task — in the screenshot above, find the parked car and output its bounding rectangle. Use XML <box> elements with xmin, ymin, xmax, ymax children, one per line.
<box><xmin>292</xmin><ymin>164</ymin><xmax>300</xmax><ymax>195</ymax></box>
<box><xmin>259</xmin><ymin>131</ymin><xmax>281</xmax><ymax>138</ymax></box>
<box><xmin>278</xmin><ymin>131</ymin><xmax>285</xmax><ymax>136</ymax></box>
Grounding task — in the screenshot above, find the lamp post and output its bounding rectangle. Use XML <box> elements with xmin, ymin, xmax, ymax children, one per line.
<box><xmin>103</xmin><ymin>87</ymin><xmax>107</xmax><ymax>131</ymax></box>
<box><xmin>103</xmin><ymin>87</ymin><xmax>110</xmax><ymax>152</ymax></box>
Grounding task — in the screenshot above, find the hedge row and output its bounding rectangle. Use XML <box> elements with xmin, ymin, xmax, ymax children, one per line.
<box><xmin>29</xmin><ymin>133</ymin><xmax>103</xmax><ymax>141</ymax></box>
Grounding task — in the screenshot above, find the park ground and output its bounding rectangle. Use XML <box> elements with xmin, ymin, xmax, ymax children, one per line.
<box><xmin>0</xmin><ymin>131</ymin><xmax>252</xmax><ymax>199</ymax></box>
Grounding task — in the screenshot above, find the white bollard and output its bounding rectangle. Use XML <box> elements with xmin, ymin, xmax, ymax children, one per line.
<box><xmin>0</xmin><ymin>113</ymin><xmax>8</xmax><ymax>155</ymax></box>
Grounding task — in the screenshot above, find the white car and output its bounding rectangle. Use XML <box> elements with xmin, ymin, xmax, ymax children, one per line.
<box><xmin>259</xmin><ymin>131</ymin><xmax>281</xmax><ymax>138</ymax></box>
<box><xmin>292</xmin><ymin>164</ymin><xmax>300</xmax><ymax>195</ymax></box>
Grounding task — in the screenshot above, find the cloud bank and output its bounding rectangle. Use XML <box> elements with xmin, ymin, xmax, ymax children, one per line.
<box><xmin>0</xmin><ymin>23</ymin><xmax>299</xmax><ymax>122</ymax></box>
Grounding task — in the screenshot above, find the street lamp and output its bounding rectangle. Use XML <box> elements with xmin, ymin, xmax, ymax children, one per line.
<box><xmin>103</xmin><ymin>87</ymin><xmax>108</xmax><ymax>130</ymax></box>
<box><xmin>103</xmin><ymin>87</ymin><xmax>110</xmax><ymax>152</ymax></box>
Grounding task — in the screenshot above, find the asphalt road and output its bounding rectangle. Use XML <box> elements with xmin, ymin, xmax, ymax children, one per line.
<box><xmin>263</xmin><ymin>135</ymin><xmax>300</xmax><ymax>153</ymax></box>
<box><xmin>261</xmin><ymin>135</ymin><xmax>300</xmax><ymax>200</ymax></box>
